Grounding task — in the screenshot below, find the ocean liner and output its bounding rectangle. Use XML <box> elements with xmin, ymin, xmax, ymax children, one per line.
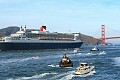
<box><xmin>0</xmin><ymin>26</ymin><xmax>83</xmax><ymax>51</ymax></box>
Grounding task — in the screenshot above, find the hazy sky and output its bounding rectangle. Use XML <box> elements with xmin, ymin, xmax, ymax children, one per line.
<box><xmin>0</xmin><ymin>0</ymin><xmax>120</xmax><ymax>42</ymax></box>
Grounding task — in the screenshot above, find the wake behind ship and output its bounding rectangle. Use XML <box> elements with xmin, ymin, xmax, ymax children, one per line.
<box><xmin>0</xmin><ymin>26</ymin><xmax>83</xmax><ymax>51</ymax></box>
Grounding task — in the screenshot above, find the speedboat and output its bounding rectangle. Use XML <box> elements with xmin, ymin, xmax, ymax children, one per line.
<box><xmin>59</xmin><ymin>54</ymin><xmax>73</xmax><ymax>67</ymax></box>
<box><xmin>74</xmin><ymin>63</ymin><xmax>94</xmax><ymax>75</ymax></box>
<box><xmin>90</xmin><ymin>46</ymin><xmax>99</xmax><ymax>51</ymax></box>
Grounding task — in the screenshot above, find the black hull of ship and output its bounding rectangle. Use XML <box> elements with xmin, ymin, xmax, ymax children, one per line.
<box><xmin>0</xmin><ymin>42</ymin><xmax>83</xmax><ymax>51</ymax></box>
<box><xmin>59</xmin><ymin>60</ymin><xmax>73</xmax><ymax>67</ymax></box>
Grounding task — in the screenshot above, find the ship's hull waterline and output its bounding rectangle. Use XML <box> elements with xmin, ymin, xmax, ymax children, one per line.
<box><xmin>0</xmin><ymin>41</ymin><xmax>83</xmax><ymax>51</ymax></box>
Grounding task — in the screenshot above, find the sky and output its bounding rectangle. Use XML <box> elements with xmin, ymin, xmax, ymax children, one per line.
<box><xmin>0</xmin><ymin>0</ymin><xmax>120</xmax><ymax>43</ymax></box>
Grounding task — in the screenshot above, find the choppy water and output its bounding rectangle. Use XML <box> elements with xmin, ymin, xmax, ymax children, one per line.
<box><xmin>0</xmin><ymin>45</ymin><xmax>120</xmax><ymax>80</ymax></box>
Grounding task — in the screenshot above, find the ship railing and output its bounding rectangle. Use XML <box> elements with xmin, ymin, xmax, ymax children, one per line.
<box><xmin>39</xmin><ymin>37</ymin><xmax>73</xmax><ymax>40</ymax></box>
<box><xmin>39</xmin><ymin>38</ymin><xmax>74</xmax><ymax>41</ymax></box>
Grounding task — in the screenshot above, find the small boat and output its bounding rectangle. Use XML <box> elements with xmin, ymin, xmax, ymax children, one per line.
<box><xmin>59</xmin><ymin>54</ymin><xmax>73</xmax><ymax>67</ymax></box>
<box><xmin>74</xmin><ymin>63</ymin><xmax>94</xmax><ymax>75</ymax></box>
<box><xmin>90</xmin><ymin>46</ymin><xmax>99</xmax><ymax>51</ymax></box>
<box><xmin>74</xmin><ymin>48</ymin><xmax>81</xmax><ymax>53</ymax></box>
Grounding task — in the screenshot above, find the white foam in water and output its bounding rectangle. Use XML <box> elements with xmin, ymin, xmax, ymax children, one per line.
<box><xmin>87</xmin><ymin>53</ymin><xmax>91</xmax><ymax>55</ymax></box>
<box><xmin>48</xmin><ymin>64</ymin><xmax>59</xmax><ymax>67</ymax></box>
<box><xmin>7</xmin><ymin>72</ymin><xmax>57</xmax><ymax>80</ymax></box>
<box><xmin>50</xmin><ymin>71</ymin><xmax>74</xmax><ymax>79</ymax></box>
<box><xmin>60</xmin><ymin>74</ymin><xmax>74</xmax><ymax>80</ymax></box>
<box><xmin>73</xmin><ymin>52</ymin><xmax>96</xmax><ymax>57</ymax></box>
<box><xmin>7</xmin><ymin>64</ymin><xmax>96</xmax><ymax>80</ymax></box>
<box><xmin>99</xmin><ymin>51</ymin><xmax>106</xmax><ymax>55</ymax></box>
<box><xmin>113</xmin><ymin>57</ymin><xmax>120</xmax><ymax>66</ymax></box>
<box><xmin>85</xmin><ymin>52</ymin><xmax>95</xmax><ymax>56</ymax></box>
<box><xmin>60</xmin><ymin>70</ymin><xmax>96</xmax><ymax>80</ymax></box>
<box><xmin>0</xmin><ymin>56</ymin><xmax>40</xmax><ymax>64</ymax></box>
<box><xmin>72</xmin><ymin>53</ymin><xmax>82</xmax><ymax>56</ymax></box>
<box><xmin>75</xmin><ymin>53</ymin><xmax>82</xmax><ymax>55</ymax></box>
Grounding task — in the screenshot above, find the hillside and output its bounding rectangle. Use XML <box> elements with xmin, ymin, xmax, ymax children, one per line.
<box><xmin>79</xmin><ymin>33</ymin><xmax>100</xmax><ymax>45</ymax></box>
<box><xmin>0</xmin><ymin>26</ymin><xmax>19</xmax><ymax>37</ymax></box>
<box><xmin>0</xmin><ymin>26</ymin><xmax>100</xmax><ymax>45</ymax></box>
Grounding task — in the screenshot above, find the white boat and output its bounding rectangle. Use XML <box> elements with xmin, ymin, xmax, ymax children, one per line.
<box><xmin>73</xmin><ymin>48</ymin><xmax>81</xmax><ymax>53</ymax></box>
<box><xmin>74</xmin><ymin>63</ymin><xmax>94</xmax><ymax>75</ymax></box>
<box><xmin>90</xmin><ymin>46</ymin><xmax>99</xmax><ymax>51</ymax></box>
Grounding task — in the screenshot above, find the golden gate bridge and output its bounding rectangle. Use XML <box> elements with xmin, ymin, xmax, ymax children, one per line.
<box><xmin>100</xmin><ymin>25</ymin><xmax>120</xmax><ymax>45</ymax></box>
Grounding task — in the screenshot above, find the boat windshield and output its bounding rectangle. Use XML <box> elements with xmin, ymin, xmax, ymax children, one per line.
<box><xmin>80</xmin><ymin>63</ymin><xmax>88</xmax><ymax>66</ymax></box>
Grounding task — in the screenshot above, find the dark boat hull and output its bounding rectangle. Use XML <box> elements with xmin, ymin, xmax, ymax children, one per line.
<box><xmin>59</xmin><ymin>63</ymin><xmax>73</xmax><ymax>67</ymax></box>
<box><xmin>90</xmin><ymin>49</ymin><xmax>99</xmax><ymax>51</ymax></box>
<box><xmin>90</xmin><ymin>50</ymin><xmax>99</xmax><ymax>51</ymax></box>
<box><xmin>0</xmin><ymin>42</ymin><xmax>83</xmax><ymax>51</ymax></box>
<box><xmin>59</xmin><ymin>60</ymin><xmax>73</xmax><ymax>67</ymax></box>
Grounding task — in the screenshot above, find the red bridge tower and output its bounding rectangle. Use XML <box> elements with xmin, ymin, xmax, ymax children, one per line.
<box><xmin>101</xmin><ymin>25</ymin><xmax>105</xmax><ymax>45</ymax></box>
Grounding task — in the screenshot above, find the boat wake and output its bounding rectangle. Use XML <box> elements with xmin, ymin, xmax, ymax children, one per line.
<box><xmin>50</xmin><ymin>71</ymin><xmax>74</xmax><ymax>79</ymax></box>
<box><xmin>7</xmin><ymin>67</ymin><xmax>95</xmax><ymax>80</ymax></box>
<box><xmin>85</xmin><ymin>51</ymin><xmax>106</xmax><ymax>56</ymax></box>
<box><xmin>99</xmin><ymin>51</ymin><xmax>106</xmax><ymax>55</ymax></box>
<box><xmin>73</xmin><ymin>52</ymin><xmax>95</xmax><ymax>57</ymax></box>
<box><xmin>48</xmin><ymin>64</ymin><xmax>59</xmax><ymax>68</ymax></box>
<box><xmin>0</xmin><ymin>56</ymin><xmax>40</xmax><ymax>64</ymax></box>
<box><xmin>60</xmin><ymin>70</ymin><xmax>96</xmax><ymax>80</ymax></box>
<box><xmin>7</xmin><ymin>72</ymin><xmax>57</xmax><ymax>80</ymax></box>
<box><xmin>60</xmin><ymin>73</ymin><xmax>75</xmax><ymax>80</ymax></box>
<box><xmin>50</xmin><ymin>69</ymin><xmax>96</xmax><ymax>80</ymax></box>
<box><xmin>85</xmin><ymin>52</ymin><xmax>96</xmax><ymax>56</ymax></box>
<box><xmin>112</xmin><ymin>57</ymin><xmax>120</xmax><ymax>66</ymax></box>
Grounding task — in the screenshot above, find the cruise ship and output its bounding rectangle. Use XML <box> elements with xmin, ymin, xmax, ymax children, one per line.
<box><xmin>0</xmin><ymin>26</ymin><xmax>83</xmax><ymax>51</ymax></box>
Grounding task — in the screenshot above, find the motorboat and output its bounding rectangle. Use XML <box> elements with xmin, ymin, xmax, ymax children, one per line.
<box><xmin>74</xmin><ymin>48</ymin><xmax>81</xmax><ymax>53</ymax></box>
<box><xmin>74</xmin><ymin>63</ymin><xmax>94</xmax><ymax>75</ymax></box>
<box><xmin>90</xmin><ymin>46</ymin><xmax>99</xmax><ymax>51</ymax></box>
<box><xmin>59</xmin><ymin>54</ymin><xmax>73</xmax><ymax>67</ymax></box>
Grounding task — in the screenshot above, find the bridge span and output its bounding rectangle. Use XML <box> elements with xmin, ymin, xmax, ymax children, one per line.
<box><xmin>99</xmin><ymin>25</ymin><xmax>120</xmax><ymax>45</ymax></box>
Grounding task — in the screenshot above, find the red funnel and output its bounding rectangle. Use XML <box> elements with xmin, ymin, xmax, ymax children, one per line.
<box><xmin>40</xmin><ymin>26</ymin><xmax>46</xmax><ymax>31</ymax></box>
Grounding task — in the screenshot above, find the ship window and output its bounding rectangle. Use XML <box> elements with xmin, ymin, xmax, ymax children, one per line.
<box><xmin>81</xmin><ymin>64</ymin><xmax>84</xmax><ymax>66</ymax></box>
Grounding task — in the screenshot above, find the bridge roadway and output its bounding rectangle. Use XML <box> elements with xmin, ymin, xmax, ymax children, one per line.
<box><xmin>100</xmin><ymin>36</ymin><xmax>120</xmax><ymax>40</ymax></box>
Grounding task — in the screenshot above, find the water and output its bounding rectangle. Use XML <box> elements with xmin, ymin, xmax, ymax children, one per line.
<box><xmin>0</xmin><ymin>45</ymin><xmax>120</xmax><ymax>80</ymax></box>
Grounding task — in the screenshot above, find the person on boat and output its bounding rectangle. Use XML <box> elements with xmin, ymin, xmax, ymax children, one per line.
<box><xmin>63</xmin><ymin>53</ymin><xmax>68</xmax><ymax>59</ymax></box>
<box><xmin>61</xmin><ymin>54</ymin><xmax>69</xmax><ymax>63</ymax></box>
